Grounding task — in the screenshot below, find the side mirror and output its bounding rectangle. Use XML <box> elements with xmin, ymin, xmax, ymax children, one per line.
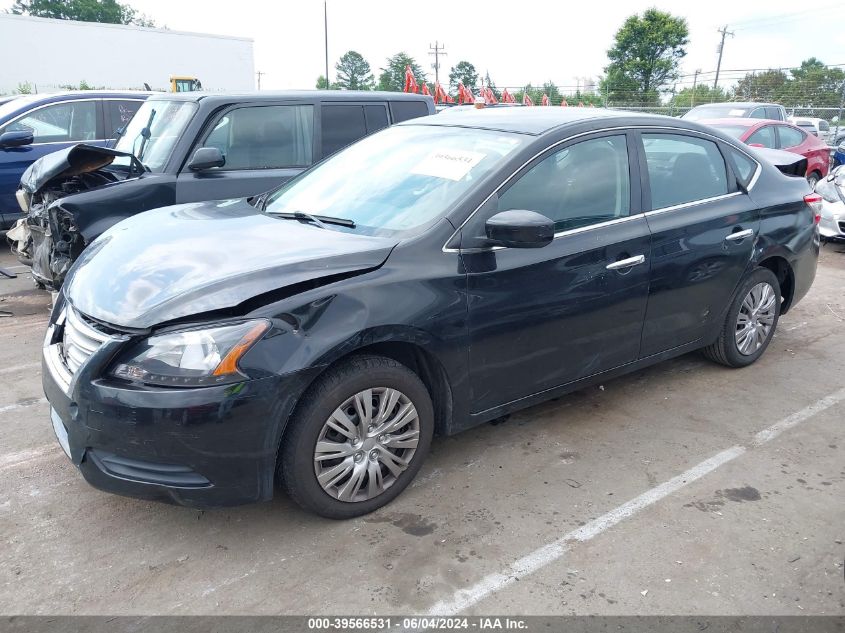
<box><xmin>485</xmin><ymin>210</ymin><xmax>554</xmax><ymax>249</ymax></box>
<box><xmin>0</xmin><ymin>130</ymin><xmax>34</xmax><ymax>148</ymax></box>
<box><xmin>187</xmin><ymin>146</ymin><xmax>225</xmax><ymax>171</ymax></box>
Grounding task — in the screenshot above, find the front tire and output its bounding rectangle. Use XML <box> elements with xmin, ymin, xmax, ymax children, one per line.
<box><xmin>280</xmin><ymin>355</ymin><xmax>434</xmax><ymax>519</ymax></box>
<box><xmin>703</xmin><ymin>267</ymin><xmax>781</xmax><ymax>368</ymax></box>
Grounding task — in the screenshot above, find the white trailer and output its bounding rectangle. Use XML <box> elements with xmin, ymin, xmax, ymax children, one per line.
<box><xmin>0</xmin><ymin>13</ymin><xmax>255</xmax><ymax>95</ymax></box>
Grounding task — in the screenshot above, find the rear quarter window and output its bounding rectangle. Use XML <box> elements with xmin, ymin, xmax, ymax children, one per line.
<box><xmin>389</xmin><ymin>100</ymin><xmax>430</xmax><ymax>123</ymax></box>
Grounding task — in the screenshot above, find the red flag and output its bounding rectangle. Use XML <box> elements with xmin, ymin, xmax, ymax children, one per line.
<box><xmin>445</xmin><ymin>94</ymin><xmax>454</xmax><ymax>103</ymax></box>
<box><xmin>403</xmin><ymin>65</ymin><xmax>418</xmax><ymax>93</ymax></box>
<box><xmin>421</xmin><ymin>82</ymin><xmax>431</xmax><ymax>96</ymax></box>
<box><xmin>484</xmin><ymin>86</ymin><xmax>497</xmax><ymax>105</ymax></box>
<box><xmin>560</xmin><ymin>99</ymin><xmax>568</xmax><ymax>107</ymax></box>
<box><xmin>541</xmin><ymin>94</ymin><xmax>550</xmax><ymax>106</ymax></box>
<box><xmin>577</xmin><ymin>101</ymin><xmax>584</xmax><ymax>107</ymax></box>
<box><xmin>501</xmin><ymin>88</ymin><xmax>515</xmax><ymax>104</ymax></box>
<box><xmin>433</xmin><ymin>81</ymin><xmax>447</xmax><ymax>104</ymax></box>
<box><xmin>522</xmin><ymin>92</ymin><xmax>534</xmax><ymax>106</ymax></box>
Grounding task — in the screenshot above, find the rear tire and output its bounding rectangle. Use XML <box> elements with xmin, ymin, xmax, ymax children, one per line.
<box><xmin>702</xmin><ymin>267</ymin><xmax>781</xmax><ymax>368</ymax></box>
<box><xmin>280</xmin><ymin>354</ymin><xmax>434</xmax><ymax>519</ymax></box>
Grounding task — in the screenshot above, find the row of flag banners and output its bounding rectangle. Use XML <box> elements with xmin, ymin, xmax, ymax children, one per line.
<box><xmin>403</xmin><ymin>65</ymin><xmax>594</xmax><ymax>107</ymax></box>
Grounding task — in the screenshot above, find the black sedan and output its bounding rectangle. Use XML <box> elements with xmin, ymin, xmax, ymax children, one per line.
<box><xmin>43</xmin><ymin>108</ymin><xmax>820</xmax><ymax>518</ymax></box>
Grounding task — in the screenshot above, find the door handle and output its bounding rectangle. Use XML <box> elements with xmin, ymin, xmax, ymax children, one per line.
<box><xmin>606</xmin><ymin>254</ymin><xmax>646</xmax><ymax>270</ymax></box>
<box><xmin>725</xmin><ymin>228</ymin><xmax>754</xmax><ymax>242</ymax></box>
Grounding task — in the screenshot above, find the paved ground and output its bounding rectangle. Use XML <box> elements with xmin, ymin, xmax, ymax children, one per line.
<box><xmin>0</xmin><ymin>245</ymin><xmax>843</xmax><ymax>616</ymax></box>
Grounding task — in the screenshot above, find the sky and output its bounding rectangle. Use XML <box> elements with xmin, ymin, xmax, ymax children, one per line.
<box><xmin>9</xmin><ymin>0</ymin><xmax>845</xmax><ymax>91</ymax></box>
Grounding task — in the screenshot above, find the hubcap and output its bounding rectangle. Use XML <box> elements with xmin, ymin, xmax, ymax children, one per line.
<box><xmin>735</xmin><ymin>282</ymin><xmax>777</xmax><ymax>356</ymax></box>
<box><xmin>313</xmin><ymin>387</ymin><xmax>420</xmax><ymax>502</ymax></box>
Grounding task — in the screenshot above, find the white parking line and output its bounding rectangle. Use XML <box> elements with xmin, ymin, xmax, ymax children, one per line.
<box><xmin>0</xmin><ymin>361</ymin><xmax>40</xmax><ymax>375</ymax></box>
<box><xmin>0</xmin><ymin>397</ymin><xmax>48</xmax><ymax>415</ymax></box>
<box><xmin>425</xmin><ymin>387</ymin><xmax>845</xmax><ymax>615</ymax></box>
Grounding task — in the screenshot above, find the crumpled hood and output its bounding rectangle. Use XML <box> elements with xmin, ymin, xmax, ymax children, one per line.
<box><xmin>20</xmin><ymin>143</ymin><xmax>136</xmax><ymax>194</ymax></box>
<box><xmin>64</xmin><ymin>199</ymin><xmax>397</xmax><ymax>329</ymax></box>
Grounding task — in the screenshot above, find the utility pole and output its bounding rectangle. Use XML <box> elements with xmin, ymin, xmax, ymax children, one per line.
<box><xmin>256</xmin><ymin>70</ymin><xmax>265</xmax><ymax>91</ymax></box>
<box><xmin>691</xmin><ymin>68</ymin><xmax>701</xmax><ymax>108</ymax></box>
<box><xmin>713</xmin><ymin>25</ymin><xmax>734</xmax><ymax>97</ymax></box>
<box><xmin>323</xmin><ymin>0</ymin><xmax>330</xmax><ymax>89</ymax></box>
<box><xmin>428</xmin><ymin>41</ymin><xmax>447</xmax><ymax>85</ymax></box>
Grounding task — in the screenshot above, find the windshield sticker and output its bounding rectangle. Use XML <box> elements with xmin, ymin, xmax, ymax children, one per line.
<box><xmin>411</xmin><ymin>150</ymin><xmax>486</xmax><ymax>181</ymax></box>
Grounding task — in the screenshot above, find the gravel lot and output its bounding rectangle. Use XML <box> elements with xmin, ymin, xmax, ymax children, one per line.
<box><xmin>0</xmin><ymin>245</ymin><xmax>843</xmax><ymax>616</ymax></box>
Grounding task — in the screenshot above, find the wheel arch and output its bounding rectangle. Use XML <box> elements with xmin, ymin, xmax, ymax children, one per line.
<box><xmin>756</xmin><ymin>253</ymin><xmax>795</xmax><ymax>313</ymax></box>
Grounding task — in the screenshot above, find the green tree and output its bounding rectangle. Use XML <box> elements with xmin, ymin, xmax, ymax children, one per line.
<box><xmin>604</xmin><ymin>8</ymin><xmax>688</xmax><ymax>106</ymax></box>
<box><xmin>448</xmin><ymin>61</ymin><xmax>479</xmax><ymax>93</ymax></box>
<box><xmin>11</xmin><ymin>0</ymin><xmax>155</xmax><ymax>26</ymax></box>
<box><xmin>377</xmin><ymin>52</ymin><xmax>426</xmax><ymax>92</ymax></box>
<box><xmin>315</xmin><ymin>75</ymin><xmax>336</xmax><ymax>90</ymax></box>
<box><xmin>733</xmin><ymin>69</ymin><xmax>789</xmax><ymax>104</ymax></box>
<box><xmin>334</xmin><ymin>50</ymin><xmax>374</xmax><ymax>91</ymax></box>
<box><xmin>669</xmin><ymin>84</ymin><xmax>729</xmax><ymax>108</ymax></box>
<box><xmin>785</xmin><ymin>58</ymin><xmax>845</xmax><ymax>109</ymax></box>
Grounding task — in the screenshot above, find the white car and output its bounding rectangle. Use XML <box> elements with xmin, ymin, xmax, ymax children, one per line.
<box><xmin>816</xmin><ymin>165</ymin><xmax>845</xmax><ymax>241</ymax></box>
<box><xmin>789</xmin><ymin>117</ymin><xmax>832</xmax><ymax>144</ymax></box>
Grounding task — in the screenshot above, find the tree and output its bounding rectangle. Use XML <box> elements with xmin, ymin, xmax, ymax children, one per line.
<box><xmin>377</xmin><ymin>52</ymin><xmax>426</xmax><ymax>92</ymax></box>
<box><xmin>315</xmin><ymin>75</ymin><xmax>336</xmax><ymax>90</ymax></box>
<box><xmin>448</xmin><ymin>61</ymin><xmax>479</xmax><ymax>93</ymax></box>
<box><xmin>786</xmin><ymin>58</ymin><xmax>845</xmax><ymax>109</ymax></box>
<box><xmin>334</xmin><ymin>51</ymin><xmax>374</xmax><ymax>91</ymax></box>
<box><xmin>733</xmin><ymin>69</ymin><xmax>789</xmax><ymax>104</ymax></box>
<box><xmin>11</xmin><ymin>0</ymin><xmax>155</xmax><ymax>26</ymax></box>
<box><xmin>669</xmin><ymin>84</ymin><xmax>729</xmax><ymax>108</ymax></box>
<box><xmin>604</xmin><ymin>9</ymin><xmax>688</xmax><ymax>106</ymax></box>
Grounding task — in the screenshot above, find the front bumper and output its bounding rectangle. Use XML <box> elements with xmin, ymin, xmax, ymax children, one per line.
<box><xmin>819</xmin><ymin>199</ymin><xmax>845</xmax><ymax>241</ymax></box>
<box><xmin>42</xmin><ymin>318</ymin><xmax>315</xmax><ymax>508</ymax></box>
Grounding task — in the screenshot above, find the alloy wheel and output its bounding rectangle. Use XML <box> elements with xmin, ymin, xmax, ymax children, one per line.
<box><xmin>735</xmin><ymin>282</ymin><xmax>777</xmax><ymax>355</ymax></box>
<box><xmin>313</xmin><ymin>388</ymin><xmax>420</xmax><ymax>502</ymax></box>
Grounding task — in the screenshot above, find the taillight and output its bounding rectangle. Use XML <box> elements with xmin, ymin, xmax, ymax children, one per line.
<box><xmin>803</xmin><ymin>192</ymin><xmax>822</xmax><ymax>224</ymax></box>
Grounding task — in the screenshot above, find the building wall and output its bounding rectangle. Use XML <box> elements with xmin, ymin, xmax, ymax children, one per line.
<box><xmin>0</xmin><ymin>14</ymin><xmax>255</xmax><ymax>94</ymax></box>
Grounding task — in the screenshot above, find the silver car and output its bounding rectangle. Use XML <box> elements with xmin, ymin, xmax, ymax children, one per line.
<box><xmin>816</xmin><ymin>165</ymin><xmax>845</xmax><ymax>241</ymax></box>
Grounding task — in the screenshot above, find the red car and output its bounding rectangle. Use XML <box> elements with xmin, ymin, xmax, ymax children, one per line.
<box><xmin>700</xmin><ymin>118</ymin><xmax>829</xmax><ymax>186</ymax></box>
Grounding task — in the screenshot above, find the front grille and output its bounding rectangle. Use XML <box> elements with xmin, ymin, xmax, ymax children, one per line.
<box><xmin>61</xmin><ymin>307</ymin><xmax>111</xmax><ymax>374</ymax></box>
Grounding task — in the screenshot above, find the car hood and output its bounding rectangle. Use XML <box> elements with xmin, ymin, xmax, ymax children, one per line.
<box><xmin>20</xmin><ymin>143</ymin><xmax>140</xmax><ymax>194</ymax></box>
<box><xmin>64</xmin><ymin>199</ymin><xmax>397</xmax><ymax>329</ymax></box>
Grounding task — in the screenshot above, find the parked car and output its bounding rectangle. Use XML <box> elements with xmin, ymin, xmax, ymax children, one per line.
<box><xmin>683</xmin><ymin>102</ymin><xmax>788</xmax><ymax>122</ymax></box>
<box><xmin>699</xmin><ymin>118</ymin><xmax>829</xmax><ymax>186</ymax></box>
<box><xmin>815</xmin><ymin>165</ymin><xmax>845</xmax><ymax>242</ymax></box>
<box><xmin>8</xmin><ymin>90</ymin><xmax>434</xmax><ymax>289</ymax></box>
<box><xmin>788</xmin><ymin>116</ymin><xmax>832</xmax><ymax>144</ymax></box>
<box><xmin>43</xmin><ymin>108</ymin><xmax>819</xmax><ymax>518</ymax></box>
<box><xmin>0</xmin><ymin>91</ymin><xmax>149</xmax><ymax>230</ymax></box>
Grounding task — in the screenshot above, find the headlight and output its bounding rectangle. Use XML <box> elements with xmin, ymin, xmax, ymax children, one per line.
<box><xmin>16</xmin><ymin>189</ymin><xmax>30</xmax><ymax>213</ymax></box>
<box><xmin>111</xmin><ymin>320</ymin><xmax>270</xmax><ymax>387</ymax></box>
<box><xmin>815</xmin><ymin>176</ymin><xmax>843</xmax><ymax>204</ymax></box>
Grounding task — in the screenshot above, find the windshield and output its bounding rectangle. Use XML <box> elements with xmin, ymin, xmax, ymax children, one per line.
<box><xmin>112</xmin><ymin>100</ymin><xmax>196</xmax><ymax>172</ymax></box>
<box><xmin>708</xmin><ymin>124</ymin><xmax>748</xmax><ymax>139</ymax></box>
<box><xmin>264</xmin><ymin>125</ymin><xmax>526</xmax><ymax>237</ymax></box>
<box><xmin>684</xmin><ymin>105</ymin><xmax>751</xmax><ymax>121</ymax></box>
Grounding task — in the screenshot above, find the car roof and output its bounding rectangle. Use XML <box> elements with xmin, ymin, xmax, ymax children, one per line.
<box><xmin>697</xmin><ymin>118</ymin><xmax>774</xmax><ymax>127</ymax></box>
<box><xmin>690</xmin><ymin>102</ymin><xmax>781</xmax><ymax>109</ymax></box>
<box><xmin>152</xmin><ymin>90</ymin><xmax>434</xmax><ymax>104</ymax></box>
<box><xmin>401</xmin><ymin>106</ymin><xmax>657</xmax><ymax>135</ymax></box>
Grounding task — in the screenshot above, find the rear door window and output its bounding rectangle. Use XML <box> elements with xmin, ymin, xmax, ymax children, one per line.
<box><xmin>746</xmin><ymin>125</ymin><xmax>776</xmax><ymax>148</ymax></box>
<box><xmin>749</xmin><ymin>107</ymin><xmax>768</xmax><ymax>119</ymax></box>
<box><xmin>321</xmin><ymin>104</ymin><xmax>367</xmax><ymax>157</ymax></box>
<box><xmin>105</xmin><ymin>100</ymin><xmax>143</xmax><ymax>138</ymax></box>
<box><xmin>389</xmin><ymin>100</ymin><xmax>430</xmax><ymax>123</ymax></box>
<box><xmin>725</xmin><ymin>146</ymin><xmax>757</xmax><ymax>189</ymax></box>
<box><xmin>200</xmin><ymin>104</ymin><xmax>314</xmax><ymax>170</ymax></box>
<box><xmin>765</xmin><ymin>106</ymin><xmax>782</xmax><ymax>120</ymax></box>
<box><xmin>778</xmin><ymin>125</ymin><xmax>805</xmax><ymax>149</ymax></box>
<box><xmin>4</xmin><ymin>100</ymin><xmax>97</xmax><ymax>143</ymax></box>
<box><xmin>642</xmin><ymin>133</ymin><xmax>728</xmax><ymax>208</ymax></box>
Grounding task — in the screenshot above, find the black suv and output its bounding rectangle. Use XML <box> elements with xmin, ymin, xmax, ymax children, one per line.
<box><xmin>9</xmin><ymin>90</ymin><xmax>434</xmax><ymax>288</ymax></box>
